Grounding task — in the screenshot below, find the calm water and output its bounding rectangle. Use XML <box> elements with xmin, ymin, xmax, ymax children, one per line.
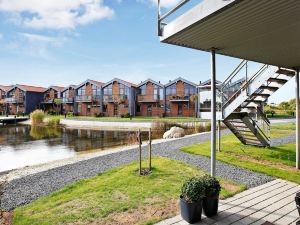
<box><xmin>0</xmin><ymin>125</ymin><xmax>152</xmax><ymax>173</ymax></box>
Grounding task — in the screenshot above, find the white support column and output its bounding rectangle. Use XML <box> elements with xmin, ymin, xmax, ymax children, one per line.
<box><xmin>211</xmin><ymin>49</ymin><xmax>217</xmax><ymax>176</ymax></box>
<box><xmin>296</xmin><ymin>69</ymin><xmax>300</xmax><ymax>169</ymax></box>
<box><xmin>218</xmin><ymin>120</ymin><xmax>221</xmax><ymax>152</ymax></box>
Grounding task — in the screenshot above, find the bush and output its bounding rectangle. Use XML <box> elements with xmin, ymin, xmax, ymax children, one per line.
<box><xmin>181</xmin><ymin>177</ymin><xmax>205</xmax><ymax>203</ymax></box>
<box><xmin>94</xmin><ymin>112</ymin><xmax>104</xmax><ymax>118</ymax></box>
<box><xmin>202</xmin><ymin>175</ymin><xmax>221</xmax><ymax>197</ymax></box>
<box><xmin>67</xmin><ymin>112</ymin><xmax>74</xmax><ymax>117</ymax></box>
<box><xmin>30</xmin><ymin>110</ymin><xmax>45</xmax><ymax>125</ymax></box>
<box><xmin>46</xmin><ymin>118</ymin><xmax>60</xmax><ymax>127</ymax></box>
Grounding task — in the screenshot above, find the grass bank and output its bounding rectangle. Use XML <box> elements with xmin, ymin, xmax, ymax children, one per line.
<box><xmin>181</xmin><ymin>124</ymin><xmax>299</xmax><ymax>184</ymax></box>
<box><xmin>13</xmin><ymin>157</ymin><xmax>244</xmax><ymax>225</ymax></box>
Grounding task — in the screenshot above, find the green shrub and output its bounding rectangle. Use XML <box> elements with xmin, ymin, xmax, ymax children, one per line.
<box><xmin>30</xmin><ymin>110</ymin><xmax>45</xmax><ymax>125</ymax></box>
<box><xmin>46</xmin><ymin>118</ymin><xmax>60</xmax><ymax>127</ymax></box>
<box><xmin>202</xmin><ymin>175</ymin><xmax>221</xmax><ymax>197</ymax></box>
<box><xmin>181</xmin><ymin>177</ymin><xmax>205</xmax><ymax>203</ymax></box>
<box><xmin>94</xmin><ymin>112</ymin><xmax>104</xmax><ymax>118</ymax></box>
<box><xmin>67</xmin><ymin>112</ymin><xmax>74</xmax><ymax>117</ymax></box>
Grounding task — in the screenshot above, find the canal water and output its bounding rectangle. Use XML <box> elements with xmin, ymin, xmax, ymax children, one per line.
<box><xmin>0</xmin><ymin>125</ymin><xmax>153</xmax><ymax>173</ymax></box>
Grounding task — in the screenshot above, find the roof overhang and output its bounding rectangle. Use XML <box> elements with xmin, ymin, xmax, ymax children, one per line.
<box><xmin>160</xmin><ymin>0</ymin><xmax>300</xmax><ymax>69</ymax></box>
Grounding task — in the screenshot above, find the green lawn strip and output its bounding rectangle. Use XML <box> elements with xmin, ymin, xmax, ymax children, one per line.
<box><xmin>271</xmin><ymin>123</ymin><xmax>296</xmax><ymax>131</ymax></box>
<box><xmin>46</xmin><ymin>115</ymin><xmax>206</xmax><ymax>122</ymax></box>
<box><xmin>13</xmin><ymin>157</ymin><xmax>244</xmax><ymax>225</ymax></box>
<box><xmin>181</xmin><ymin>134</ymin><xmax>300</xmax><ymax>184</ymax></box>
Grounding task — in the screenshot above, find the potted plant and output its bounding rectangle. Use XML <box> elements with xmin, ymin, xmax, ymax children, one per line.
<box><xmin>202</xmin><ymin>175</ymin><xmax>221</xmax><ymax>217</ymax></box>
<box><xmin>180</xmin><ymin>177</ymin><xmax>205</xmax><ymax>223</ymax></box>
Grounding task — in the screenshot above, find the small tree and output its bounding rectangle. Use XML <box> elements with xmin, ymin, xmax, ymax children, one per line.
<box><xmin>54</xmin><ymin>98</ymin><xmax>62</xmax><ymax>115</ymax></box>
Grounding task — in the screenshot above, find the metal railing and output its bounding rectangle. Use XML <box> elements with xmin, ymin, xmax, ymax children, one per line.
<box><xmin>5</xmin><ymin>97</ymin><xmax>24</xmax><ymax>103</ymax></box>
<box><xmin>158</xmin><ymin>0</ymin><xmax>190</xmax><ymax>36</ymax></box>
<box><xmin>137</xmin><ymin>95</ymin><xmax>160</xmax><ymax>102</ymax></box>
<box><xmin>62</xmin><ymin>97</ymin><xmax>74</xmax><ymax>103</ymax></box>
<box><xmin>75</xmin><ymin>95</ymin><xmax>101</xmax><ymax>102</ymax></box>
<box><xmin>103</xmin><ymin>94</ymin><xmax>127</xmax><ymax>103</ymax></box>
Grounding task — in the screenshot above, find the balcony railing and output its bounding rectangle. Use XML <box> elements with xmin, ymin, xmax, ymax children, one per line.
<box><xmin>103</xmin><ymin>94</ymin><xmax>127</xmax><ymax>103</ymax></box>
<box><xmin>62</xmin><ymin>97</ymin><xmax>74</xmax><ymax>103</ymax></box>
<box><xmin>137</xmin><ymin>95</ymin><xmax>160</xmax><ymax>102</ymax></box>
<box><xmin>75</xmin><ymin>95</ymin><xmax>101</xmax><ymax>102</ymax></box>
<box><xmin>169</xmin><ymin>95</ymin><xmax>190</xmax><ymax>102</ymax></box>
<box><xmin>5</xmin><ymin>97</ymin><xmax>24</xmax><ymax>103</ymax></box>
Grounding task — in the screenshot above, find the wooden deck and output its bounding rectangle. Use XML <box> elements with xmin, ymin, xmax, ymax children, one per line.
<box><xmin>156</xmin><ymin>179</ymin><xmax>300</xmax><ymax>225</ymax></box>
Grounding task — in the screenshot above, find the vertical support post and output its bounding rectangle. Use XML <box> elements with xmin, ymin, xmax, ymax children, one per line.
<box><xmin>211</xmin><ymin>49</ymin><xmax>217</xmax><ymax>176</ymax></box>
<box><xmin>138</xmin><ymin>129</ymin><xmax>142</xmax><ymax>175</ymax></box>
<box><xmin>218</xmin><ymin>120</ymin><xmax>221</xmax><ymax>152</ymax></box>
<box><xmin>149</xmin><ymin>128</ymin><xmax>152</xmax><ymax>171</ymax></box>
<box><xmin>296</xmin><ymin>69</ymin><xmax>300</xmax><ymax>169</ymax></box>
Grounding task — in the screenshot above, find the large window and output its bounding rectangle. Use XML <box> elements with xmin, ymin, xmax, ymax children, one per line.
<box><xmin>77</xmin><ymin>86</ymin><xmax>86</xmax><ymax>96</ymax></box>
<box><xmin>119</xmin><ymin>84</ymin><xmax>130</xmax><ymax>96</ymax></box>
<box><xmin>166</xmin><ymin>84</ymin><xmax>176</xmax><ymax>96</ymax></box>
<box><xmin>184</xmin><ymin>83</ymin><xmax>197</xmax><ymax>96</ymax></box>
<box><xmin>138</xmin><ymin>84</ymin><xmax>146</xmax><ymax>95</ymax></box>
<box><xmin>63</xmin><ymin>90</ymin><xmax>69</xmax><ymax>98</ymax></box>
<box><xmin>92</xmin><ymin>85</ymin><xmax>101</xmax><ymax>97</ymax></box>
<box><xmin>103</xmin><ymin>84</ymin><xmax>112</xmax><ymax>95</ymax></box>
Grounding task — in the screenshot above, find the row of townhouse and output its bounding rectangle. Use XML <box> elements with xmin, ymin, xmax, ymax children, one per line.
<box><xmin>0</xmin><ymin>77</ymin><xmax>243</xmax><ymax>118</ymax></box>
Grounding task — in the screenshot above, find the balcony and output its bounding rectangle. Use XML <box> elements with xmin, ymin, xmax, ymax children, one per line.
<box><xmin>103</xmin><ymin>94</ymin><xmax>127</xmax><ymax>103</ymax></box>
<box><xmin>5</xmin><ymin>97</ymin><xmax>24</xmax><ymax>104</ymax></box>
<box><xmin>169</xmin><ymin>95</ymin><xmax>190</xmax><ymax>102</ymax></box>
<box><xmin>75</xmin><ymin>95</ymin><xmax>101</xmax><ymax>102</ymax></box>
<box><xmin>137</xmin><ymin>95</ymin><xmax>160</xmax><ymax>103</ymax></box>
<box><xmin>62</xmin><ymin>97</ymin><xmax>74</xmax><ymax>103</ymax></box>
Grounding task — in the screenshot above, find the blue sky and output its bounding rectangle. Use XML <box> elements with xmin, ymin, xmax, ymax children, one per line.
<box><xmin>0</xmin><ymin>0</ymin><xmax>295</xmax><ymax>103</ymax></box>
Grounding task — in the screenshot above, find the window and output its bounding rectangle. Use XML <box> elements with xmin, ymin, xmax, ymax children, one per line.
<box><xmin>136</xmin><ymin>104</ymin><xmax>141</xmax><ymax>113</ymax></box>
<box><xmin>184</xmin><ymin>83</ymin><xmax>197</xmax><ymax>96</ymax></box>
<box><xmin>102</xmin><ymin>104</ymin><xmax>107</xmax><ymax>112</ymax></box>
<box><xmin>103</xmin><ymin>84</ymin><xmax>112</xmax><ymax>95</ymax></box>
<box><xmin>138</xmin><ymin>84</ymin><xmax>146</xmax><ymax>95</ymax></box>
<box><xmin>166</xmin><ymin>104</ymin><xmax>170</xmax><ymax>113</ymax></box>
<box><xmin>77</xmin><ymin>86</ymin><xmax>86</xmax><ymax>96</ymax></box>
<box><xmin>78</xmin><ymin>104</ymin><xmax>82</xmax><ymax>113</ymax></box>
<box><xmin>92</xmin><ymin>85</ymin><xmax>101</xmax><ymax>97</ymax></box>
<box><xmin>87</xmin><ymin>104</ymin><xmax>91</xmax><ymax>112</ymax></box>
<box><xmin>166</xmin><ymin>84</ymin><xmax>176</xmax><ymax>96</ymax></box>
<box><xmin>119</xmin><ymin>83</ymin><xmax>130</xmax><ymax>96</ymax></box>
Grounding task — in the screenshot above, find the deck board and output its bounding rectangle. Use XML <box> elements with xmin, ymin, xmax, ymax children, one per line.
<box><xmin>156</xmin><ymin>179</ymin><xmax>300</xmax><ymax>225</ymax></box>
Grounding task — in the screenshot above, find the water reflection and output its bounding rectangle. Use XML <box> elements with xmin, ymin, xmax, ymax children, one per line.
<box><xmin>0</xmin><ymin>125</ymin><xmax>149</xmax><ymax>172</ymax></box>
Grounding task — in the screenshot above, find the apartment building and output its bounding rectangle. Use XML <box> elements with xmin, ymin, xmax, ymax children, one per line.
<box><xmin>62</xmin><ymin>85</ymin><xmax>76</xmax><ymax>114</ymax></box>
<box><xmin>41</xmin><ymin>86</ymin><xmax>65</xmax><ymax>114</ymax></box>
<box><xmin>6</xmin><ymin>84</ymin><xmax>46</xmax><ymax>115</ymax></box>
<box><xmin>102</xmin><ymin>78</ymin><xmax>137</xmax><ymax>117</ymax></box>
<box><xmin>136</xmin><ymin>79</ymin><xmax>165</xmax><ymax>117</ymax></box>
<box><xmin>0</xmin><ymin>85</ymin><xmax>12</xmax><ymax>115</ymax></box>
<box><xmin>165</xmin><ymin>77</ymin><xmax>198</xmax><ymax>117</ymax></box>
<box><xmin>75</xmin><ymin>80</ymin><xmax>103</xmax><ymax>116</ymax></box>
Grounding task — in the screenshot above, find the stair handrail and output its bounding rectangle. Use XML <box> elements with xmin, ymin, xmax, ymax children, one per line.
<box><xmin>222</xmin><ymin>64</ymin><xmax>269</xmax><ymax>110</ymax></box>
<box><xmin>256</xmin><ymin>106</ymin><xmax>270</xmax><ymax>125</ymax></box>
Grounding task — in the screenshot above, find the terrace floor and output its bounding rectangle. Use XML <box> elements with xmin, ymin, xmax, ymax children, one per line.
<box><xmin>156</xmin><ymin>179</ymin><xmax>299</xmax><ymax>225</ymax></box>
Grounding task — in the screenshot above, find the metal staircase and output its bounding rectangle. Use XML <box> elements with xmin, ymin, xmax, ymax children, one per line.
<box><xmin>221</xmin><ymin>61</ymin><xmax>296</xmax><ymax>147</ymax></box>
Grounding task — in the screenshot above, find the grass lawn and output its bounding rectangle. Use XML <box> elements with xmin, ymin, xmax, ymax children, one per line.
<box><xmin>47</xmin><ymin>115</ymin><xmax>206</xmax><ymax>122</ymax></box>
<box><xmin>13</xmin><ymin>157</ymin><xmax>245</xmax><ymax>225</ymax></box>
<box><xmin>181</xmin><ymin>124</ymin><xmax>299</xmax><ymax>184</ymax></box>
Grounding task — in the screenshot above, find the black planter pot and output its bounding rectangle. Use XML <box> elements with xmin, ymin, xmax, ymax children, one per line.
<box><xmin>180</xmin><ymin>196</ymin><xmax>202</xmax><ymax>224</ymax></box>
<box><xmin>203</xmin><ymin>194</ymin><xmax>219</xmax><ymax>217</ymax></box>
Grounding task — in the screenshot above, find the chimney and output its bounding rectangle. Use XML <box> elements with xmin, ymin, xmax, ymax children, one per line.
<box><xmin>158</xmin><ymin>81</ymin><xmax>160</xmax><ymax>83</ymax></box>
<box><xmin>169</xmin><ymin>80</ymin><xmax>171</xmax><ymax>83</ymax></box>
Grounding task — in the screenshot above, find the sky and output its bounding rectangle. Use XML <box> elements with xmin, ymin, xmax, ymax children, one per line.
<box><xmin>0</xmin><ymin>0</ymin><xmax>295</xmax><ymax>104</ymax></box>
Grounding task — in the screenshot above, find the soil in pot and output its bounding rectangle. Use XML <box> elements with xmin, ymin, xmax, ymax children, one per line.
<box><xmin>203</xmin><ymin>194</ymin><xmax>219</xmax><ymax>217</ymax></box>
<box><xmin>180</xmin><ymin>197</ymin><xmax>202</xmax><ymax>224</ymax></box>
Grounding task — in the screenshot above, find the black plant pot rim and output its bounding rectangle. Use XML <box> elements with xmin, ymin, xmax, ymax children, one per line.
<box><xmin>180</xmin><ymin>195</ymin><xmax>203</xmax><ymax>204</ymax></box>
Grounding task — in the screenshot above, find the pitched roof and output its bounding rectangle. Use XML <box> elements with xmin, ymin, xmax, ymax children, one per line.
<box><xmin>76</xmin><ymin>79</ymin><xmax>104</xmax><ymax>89</ymax></box>
<box><xmin>103</xmin><ymin>78</ymin><xmax>137</xmax><ymax>88</ymax></box>
<box><xmin>0</xmin><ymin>85</ymin><xmax>13</xmax><ymax>92</ymax></box>
<box><xmin>137</xmin><ymin>79</ymin><xmax>164</xmax><ymax>88</ymax></box>
<box><xmin>165</xmin><ymin>77</ymin><xmax>198</xmax><ymax>87</ymax></box>
<box><xmin>45</xmin><ymin>86</ymin><xmax>65</xmax><ymax>92</ymax></box>
<box><xmin>9</xmin><ymin>84</ymin><xmax>47</xmax><ymax>93</ymax></box>
<box><xmin>62</xmin><ymin>85</ymin><xmax>77</xmax><ymax>92</ymax></box>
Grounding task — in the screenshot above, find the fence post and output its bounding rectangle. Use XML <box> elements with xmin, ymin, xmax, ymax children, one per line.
<box><xmin>149</xmin><ymin>128</ymin><xmax>152</xmax><ymax>171</ymax></box>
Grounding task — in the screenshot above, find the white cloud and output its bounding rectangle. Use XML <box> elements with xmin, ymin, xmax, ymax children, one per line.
<box><xmin>0</xmin><ymin>0</ymin><xmax>114</xmax><ymax>30</ymax></box>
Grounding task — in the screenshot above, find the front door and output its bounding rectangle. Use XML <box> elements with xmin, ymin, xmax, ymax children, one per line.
<box><xmin>114</xmin><ymin>104</ymin><xmax>118</xmax><ymax>116</ymax></box>
<box><xmin>147</xmin><ymin>104</ymin><xmax>152</xmax><ymax>116</ymax></box>
<box><xmin>178</xmin><ymin>104</ymin><xmax>183</xmax><ymax>116</ymax></box>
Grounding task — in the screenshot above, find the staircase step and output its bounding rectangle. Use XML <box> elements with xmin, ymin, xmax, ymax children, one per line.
<box><xmin>276</xmin><ymin>68</ymin><xmax>296</xmax><ymax>77</ymax></box>
<box><xmin>268</xmin><ymin>78</ymin><xmax>288</xmax><ymax>84</ymax></box>
<box><xmin>244</xmin><ymin>100</ymin><xmax>265</xmax><ymax>104</ymax></box>
<box><xmin>245</xmin><ymin>141</ymin><xmax>265</xmax><ymax>147</ymax></box>
<box><xmin>251</xmin><ymin>93</ymin><xmax>270</xmax><ymax>98</ymax></box>
<box><xmin>240</xmin><ymin>106</ymin><xmax>257</xmax><ymax>109</ymax></box>
<box><xmin>259</xmin><ymin>86</ymin><xmax>279</xmax><ymax>91</ymax></box>
<box><xmin>243</xmin><ymin>137</ymin><xmax>260</xmax><ymax>142</ymax></box>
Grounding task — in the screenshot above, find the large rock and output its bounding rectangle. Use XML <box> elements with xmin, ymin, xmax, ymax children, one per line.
<box><xmin>163</xmin><ymin>126</ymin><xmax>185</xmax><ymax>139</ymax></box>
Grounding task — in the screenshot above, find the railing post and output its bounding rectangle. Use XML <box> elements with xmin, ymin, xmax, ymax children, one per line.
<box><xmin>211</xmin><ymin>49</ymin><xmax>217</xmax><ymax>176</ymax></box>
<box><xmin>296</xmin><ymin>69</ymin><xmax>300</xmax><ymax>169</ymax></box>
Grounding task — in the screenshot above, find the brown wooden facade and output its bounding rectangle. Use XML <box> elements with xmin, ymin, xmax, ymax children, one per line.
<box><xmin>41</xmin><ymin>86</ymin><xmax>64</xmax><ymax>114</ymax></box>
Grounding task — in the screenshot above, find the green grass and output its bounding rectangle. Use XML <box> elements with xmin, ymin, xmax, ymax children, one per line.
<box><xmin>181</xmin><ymin>129</ymin><xmax>300</xmax><ymax>184</ymax></box>
<box><xmin>46</xmin><ymin>115</ymin><xmax>206</xmax><ymax>122</ymax></box>
<box><xmin>13</xmin><ymin>157</ymin><xmax>244</xmax><ymax>225</ymax></box>
<box><xmin>271</xmin><ymin>123</ymin><xmax>295</xmax><ymax>131</ymax></box>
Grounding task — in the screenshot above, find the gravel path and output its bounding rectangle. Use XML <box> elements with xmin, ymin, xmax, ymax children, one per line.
<box><xmin>0</xmin><ymin>130</ymin><xmax>275</xmax><ymax>211</ymax></box>
<box><xmin>271</xmin><ymin>134</ymin><xmax>295</xmax><ymax>146</ymax></box>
